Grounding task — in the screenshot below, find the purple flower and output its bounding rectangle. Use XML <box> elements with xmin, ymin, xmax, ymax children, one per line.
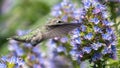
<box><xmin>102</xmin><ymin>20</ymin><xmax>113</xmax><ymax>26</ymax></box>
<box><xmin>71</xmin><ymin>28</ymin><xmax>80</xmax><ymax>38</ymax></box>
<box><xmin>110</xmin><ymin>40</ymin><xmax>117</xmax><ymax>45</ymax></box>
<box><xmin>17</xmin><ymin>30</ymin><xmax>29</xmax><ymax>36</ymax></box>
<box><xmin>60</xmin><ymin>37</ymin><xmax>68</xmax><ymax>43</ymax></box>
<box><xmin>73</xmin><ymin>37</ymin><xmax>81</xmax><ymax>44</ymax></box>
<box><xmin>15</xmin><ymin>48</ymin><xmax>24</xmax><ymax>56</ymax></box>
<box><xmin>93</xmin><ymin>26</ymin><xmax>102</xmax><ymax>33</ymax></box>
<box><xmin>16</xmin><ymin>58</ymin><xmax>25</xmax><ymax>67</ymax></box>
<box><xmin>102</xmin><ymin>47</ymin><xmax>112</xmax><ymax>54</ymax></box>
<box><xmin>29</xmin><ymin>55</ymin><xmax>36</xmax><ymax>61</ymax></box>
<box><xmin>84</xmin><ymin>33</ymin><xmax>93</xmax><ymax>40</ymax></box>
<box><xmin>69</xmin><ymin>50</ymin><xmax>78</xmax><ymax>60</ymax></box>
<box><xmin>111</xmin><ymin>45</ymin><xmax>117</xmax><ymax>53</ymax></box>
<box><xmin>61</xmin><ymin>15</ymin><xmax>68</xmax><ymax>22</ymax></box>
<box><xmin>6</xmin><ymin>56</ymin><xmax>25</xmax><ymax>67</ymax></box>
<box><xmin>51</xmin><ymin>10</ymin><xmax>62</xmax><ymax>17</ymax></box>
<box><xmin>82</xmin><ymin>47</ymin><xmax>92</xmax><ymax>53</ymax></box>
<box><xmin>52</xmin><ymin>4</ymin><xmax>61</xmax><ymax>10</ymax></box>
<box><xmin>57</xmin><ymin>45</ymin><xmax>66</xmax><ymax>53</ymax></box>
<box><xmin>96</xmin><ymin>4</ymin><xmax>106</xmax><ymax>11</ymax></box>
<box><xmin>24</xmin><ymin>43</ymin><xmax>32</xmax><ymax>48</ymax></box>
<box><xmin>47</xmin><ymin>39</ymin><xmax>57</xmax><ymax>48</ymax></box>
<box><xmin>1</xmin><ymin>56</ymin><xmax>7</xmax><ymax>62</ymax></box>
<box><xmin>92</xmin><ymin>53</ymin><xmax>102</xmax><ymax>61</ymax></box>
<box><xmin>90</xmin><ymin>17</ymin><xmax>100</xmax><ymax>24</ymax></box>
<box><xmin>110</xmin><ymin>53</ymin><xmax>118</xmax><ymax>60</ymax></box>
<box><xmin>106</xmin><ymin>28</ymin><xmax>114</xmax><ymax>34</ymax></box>
<box><xmin>51</xmin><ymin>0</ymin><xmax>75</xmax><ymax>17</ymax></box>
<box><xmin>38</xmin><ymin>57</ymin><xmax>44</xmax><ymax>65</ymax></box>
<box><xmin>33</xmin><ymin>64</ymin><xmax>42</xmax><ymax>68</ymax></box>
<box><xmin>7</xmin><ymin>56</ymin><xmax>17</xmax><ymax>64</ymax></box>
<box><xmin>51</xmin><ymin>4</ymin><xmax>62</xmax><ymax>17</ymax></box>
<box><xmin>97</xmin><ymin>42</ymin><xmax>103</xmax><ymax>47</ymax></box>
<box><xmin>93</xmin><ymin>4</ymin><xmax>106</xmax><ymax>14</ymax></box>
<box><xmin>70</xmin><ymin>50</ymin><xmax>76</xmax><ymax>57</ymax></box>
<box><xmin>102</xmin><ymin>11</ymin><xmax>109</xmax><ymax>18</ymax></box>
<box><xmin>83</xmin><ymin>0</ymin><xmax>91</xmax><ymax>10</ymax></box>
<box><xmin>91</xmin><ymin>42</ymin><xmax>102</xmax><ymax>50</ymax></box>
<box><xmin>77</xmin><ymin>51</ymin><xmax>84</xmax><ymax>58</ymax></box>
<box><xmin>81</xmin><ymin>25</ymin><xmax>86</xmax><ymax>32</ymax></box>
<box><xmin>73</xmin><ymin>9</ymin><xmax>82</xmax><ymax>19</ymax></box>
<box><xmin>70</xmin><ymin>41</ymin><xmax>78</xmax><ymax>47</ymax></box>
<box><xmin>8</xmin><ymin>40</ymin><xmax>19</xmax><ymax>51</ymax></box>
<box><xmin>93</xmin><ymin>8</ymin><xmax>101</xmax><ymax>14</ymax></box>
<box><xmin>32</xmin><ymin>46</ymin><xmax>41</xmax><ymax>54</ymax></box>
<box><xmin>91</xmin><ymin>43</ymin><xmax>98</xmax><ymax>50</ymax></box>
<box><xmin>61</xmin><ymin>0</ymin><xmax>75</xmax><ymax>11</ymax></box>
<box><xmin>102</xmin><ymin>33</ymin><xmax>112</xmax><ymax>40</ymax></box>
<box><xmin>0</xmin><ymin>63</ymin><xmax>6</xmax><ymax>68</ymax></box>
<box><xmin>110</xmin><ymin>45</ymin><xmax>118</xmax><ymax>60</ymax></box>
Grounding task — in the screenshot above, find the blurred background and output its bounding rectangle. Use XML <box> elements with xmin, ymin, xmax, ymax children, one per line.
<box><xmin>0</xmin><ymin>0</ymin><xmax>120</xmax><ymax>68</ymax></box>
<box><xmin>0</xmin><ymin>0</ymin><xmax>59</xmax><ymax>54</ymax></box>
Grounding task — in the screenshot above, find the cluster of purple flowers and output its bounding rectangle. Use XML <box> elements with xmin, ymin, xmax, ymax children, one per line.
<box><xmin>51</xmin><ymin>0</ymin><xmax>117</xmax><ymax>63</ymax></box>
<box><xmin>0</xmin><ymin>56</ymin><xmax>25</xmax><ymax>68</ymax></box>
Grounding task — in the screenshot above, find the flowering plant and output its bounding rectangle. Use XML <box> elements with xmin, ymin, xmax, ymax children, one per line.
<box><xmin>0</xmin><ymin>0</ymin><xmax>119</xmax><ymax>68</ymax></box>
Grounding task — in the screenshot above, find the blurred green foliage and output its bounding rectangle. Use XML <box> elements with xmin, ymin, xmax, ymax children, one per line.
<box><xmin>0</xmin><ymin>0</ymin><xmax>58</xmax><ymax>46</ymax></box>
<box><xmin>105</xmin><ymin>1</ymin><xmax>120</xmax><ymax>67</ymax></box>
